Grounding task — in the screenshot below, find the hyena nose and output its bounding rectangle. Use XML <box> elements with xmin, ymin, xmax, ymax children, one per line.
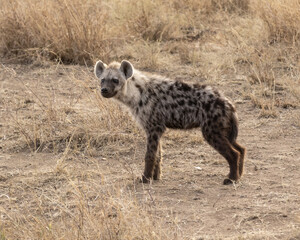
<box><xmin>101</xmin><ymin>88</ymin><xmax>108</xmax><ymax>94</ymax></box>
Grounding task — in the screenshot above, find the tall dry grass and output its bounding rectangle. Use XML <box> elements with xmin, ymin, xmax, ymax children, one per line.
<box><xmin>253</xmin><ymin>0</ymin><xmax>300</xmax><ymax>43</ymax></box>
<box><xmin>0</xmin><ymin>0</ymin><xmax>118</xmax><ymax>64</ymax></box>
<box><xmin>0</xmin><ymin>0</ymin><xmax>269</xmax><ymax>65</ymax></box>
<box><xmin>0</xmin><ymin>0</ymin><xmax>188</xmax><ymax>64</ymax></box>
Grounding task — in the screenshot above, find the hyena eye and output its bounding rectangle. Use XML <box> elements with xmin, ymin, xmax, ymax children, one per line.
<box><xmin>112</xmin><ymin>78</ymin><xmax>119</xmax><ymax>84</ymax></box>
<box><xmin>101</xmin><ymin>78</ymin><xmax>105</xmax><ymax>84</ymax></box>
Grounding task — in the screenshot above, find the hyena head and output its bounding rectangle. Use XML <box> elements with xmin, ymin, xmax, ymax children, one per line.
<box><xmin>94</xmin><ymin>60</ymin><xmax>134</xmax><ymax>98</ymax></box>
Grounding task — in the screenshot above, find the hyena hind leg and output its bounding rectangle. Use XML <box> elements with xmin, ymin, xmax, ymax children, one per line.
<box><xmin>204</xmin><ymin>132</ymin><xmax>241</xmax><ymax>185</ymax></box>
<box><xmin>231</xmin><ymin>142</ymin><xmax>246</xmax><ymax>177</ymax></box>
<box><xmin>217</xmin><ymin>140</ymin><xmax>241</xmax><ymax>185</ymax></box>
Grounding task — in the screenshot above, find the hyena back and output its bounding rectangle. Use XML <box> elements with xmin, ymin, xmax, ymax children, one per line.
<box><xmin>94</xmin><ymin>60</ymin><xmax>246</xmax><ymax>185</ymax></box>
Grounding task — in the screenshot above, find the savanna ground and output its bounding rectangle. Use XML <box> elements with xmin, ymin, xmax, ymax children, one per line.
<box><xmin>0</xmin><ymin>0</ymin><xmax>300</xmax><ymax>239</ymax></box>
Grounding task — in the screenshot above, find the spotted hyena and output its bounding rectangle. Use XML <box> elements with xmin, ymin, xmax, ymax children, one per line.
<box><xmin>94</xmin><ymin>60</ymin><xmax>246</xmax><ymax>185</ymax></box>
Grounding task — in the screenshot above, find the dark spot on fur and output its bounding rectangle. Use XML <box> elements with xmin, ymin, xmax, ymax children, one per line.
<box><xmin>205</xmin><ymin>134</ymin><xmax>211</xmax><ymax>141</ymax></box>
<box><xmin>162</xmin><ymin>96</ymin><xmax>167</xmax><ymax>101</ymax></box>
<box><xmin>139</xmin><ymin>100</ymin><xmax>143</xmax><ymax>107</ymax></box>
<box><xmin>159</xmin><ymin>89</ymin><xmax>165</xmax><ymax>94</ymax></box>
<box><xmin>209</xmin><ymin>94</ymin><xmax>214</xmax><ymax>99</ymax></box>
<box><xmin>213</xmin><ymin>114</ymin><xmax>219</xmax><ymax>122</ymax></box>
<box><xmin>169</xmin><ymin>85</ymin><xmax>174</xmax><ymax>91</ymax></box>
<box><xmin>212</xmin><ymin>129</ymin><xmax>219</xmax><ymax>135</ymax></box>
<box><xmin>214</xmin><ymin>98</ymin><xmax>225</xmax><ymax>109</ymax></box>
<box><xmin>171</xmin><ymin>103</ymin><xmax>178</xmax><ymax>109</ymax></box>
<box><xmin>188</xmin><ymin>99</ymin><xmax>197</xmax><ymax>106</ymax></box>
<box><xmin>135</xmin><ymin>84</ymin><xmax>143</xmax><ymax>94</ymax></box>
<box><xmin>152</xmin><ymin>134</ymin><xmax>158</xmax><ymax>141</ymax></box>
<box><xmin>148</xmin><ymin>89</ymin><xmax>156</xmax><ymax>98</ymax></box>
<box><xmin>178</xmin><ymin>99</ymin><xmax>185</xmax><ymax>106</ymax></box>
<box><xmin>151</xmin><ymin>144</ymin><xmax>157</xmax><ymax>150</ymax></box>
<box><xmin>204</xmin><ymin>101</ymin><xmax>211</xmax><ymax>111</ymax></box>
<box><xmin>144</xmin><ymin>97</ymin><xmax>149</xmax><ymax>106</ymax></box>
<box><xmin>196</xmin><ymin>92</ymin><xmax>201</xmax><ymax>97</ymax></box>
<box><xmin>156</xmin><ymin>126</ymin><xmax>162</xmax><ymax>132</ymax></box>
<box><xmin>179</xmin><ymin>82</ymin><xmax>192</xmax><ymax>92</ymax></box>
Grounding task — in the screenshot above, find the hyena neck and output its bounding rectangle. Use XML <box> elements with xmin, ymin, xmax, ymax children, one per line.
<box><xmin>114</xmin><ymin>70</ymin><xmax>146</xmax><ymax>109</ymax></box>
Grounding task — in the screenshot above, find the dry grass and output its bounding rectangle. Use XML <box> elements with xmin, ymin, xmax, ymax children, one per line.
<box><xmin>0</xmin><ymin>63</ymin><xmax>140</xmax><ymax>154</ymax></box>
<box><xmin>252</xmin><ymin>0</ymin><xmax>300</xmax><ymax>43</ymax></box>
<box><xmin>0</xmin><ymin>0</ymin><xmax>286</xmax><ymax>64</ymax></box>
<box><xmin>0</xmin><ymin>165</ymin><xmax>175</xmax><ymax>240</ymax></box>
<box><xmin>0</xmin><ymin>0</ymin><xmax>187</xmax><ymax>64</ymax></box>
<box><xmin>1</xmin><ymin>0</ymin><xmax>300</xmax><ymax>239</ymax></box>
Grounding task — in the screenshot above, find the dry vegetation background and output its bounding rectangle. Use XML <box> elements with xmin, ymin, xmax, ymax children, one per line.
<box><xmin>0</xmin><ymin>0</ymin><xmax>300</xmax><ymax>239</ymax></box>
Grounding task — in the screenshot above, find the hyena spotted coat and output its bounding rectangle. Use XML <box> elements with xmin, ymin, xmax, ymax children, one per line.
<box><xmin>94</xmin><ymin>60</ymin><xmax>246</xmax><ymax>185</ymax></box>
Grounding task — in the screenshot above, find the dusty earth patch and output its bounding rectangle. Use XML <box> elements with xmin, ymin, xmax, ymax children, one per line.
<box><xmin>0</xmin><ymin>62</ymin><xmax>300</xmax><ymax>239</ymax></box>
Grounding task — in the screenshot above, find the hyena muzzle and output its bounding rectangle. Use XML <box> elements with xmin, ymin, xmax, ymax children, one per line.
<box><xmin>94</xmin><ymin>60</ymin><xmax>246</xmax><ymax>185</ymax></box>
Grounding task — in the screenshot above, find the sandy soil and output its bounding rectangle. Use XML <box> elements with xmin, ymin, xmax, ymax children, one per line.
<box><xmin>0</xmin><ymin>62</ymin><xmax>300</xmax><ymax>239</ymax></box>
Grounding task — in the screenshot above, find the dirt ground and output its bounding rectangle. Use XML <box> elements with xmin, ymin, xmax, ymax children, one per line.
<box><xmin>0</xmin><ymin>62</ymin><xmax>300</xmax><ymax>239</ymax></box>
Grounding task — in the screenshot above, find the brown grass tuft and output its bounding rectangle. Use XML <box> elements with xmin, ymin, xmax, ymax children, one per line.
<box><xmin>0</xmin><ymin>0</ymin><xmax>120</xmax><ymax>64</ymax></box>
<box><xmin>252</xmin><ymin>0</ymin><xmax>300</xmax><ymax>43</ymax></box>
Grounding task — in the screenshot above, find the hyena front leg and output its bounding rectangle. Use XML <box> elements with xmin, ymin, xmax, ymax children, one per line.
<box><xmin>153</xmin><ymin>142</ymin><xmax>162</xmax><ymax>180</ymax></box>
<box><xmin>142</xmin><ymin>129</ymin><xmax>164</xmax><ymax>183</ymax></box>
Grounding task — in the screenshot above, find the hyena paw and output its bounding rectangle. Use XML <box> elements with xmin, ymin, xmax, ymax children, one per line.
<box><xmin>223</xmin><ymin>178</ymin><xmax>234</xmax><ymax>185</ymax></box>
<box><xmin>141</xmin><ymin>175</ymin><xmax>151</xmax><ymax>183</ymax></box>
<box><xmin>153</xmin><ymin>172</ymin><xmax>161</xmax><ymax>180</ymax></box>
<box><xmin>153</xmin><ymin>175</ymin><xmax>161</xmax><ymax>180</ymax></box>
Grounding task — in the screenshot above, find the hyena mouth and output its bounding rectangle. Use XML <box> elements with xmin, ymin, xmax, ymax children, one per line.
<box><xmin>101</xmin><ymin>91</ymin><xmax>116</xmax><ymax>98</ymax></box>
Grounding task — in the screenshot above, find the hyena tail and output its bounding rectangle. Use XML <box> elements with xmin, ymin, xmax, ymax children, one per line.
<box><xmin>228</xmin><ymin>111</ymin><xmax>238</xmax><ymax>143</ymax></box>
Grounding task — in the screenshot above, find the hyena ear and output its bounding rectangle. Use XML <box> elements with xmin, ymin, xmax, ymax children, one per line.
<box><xmin>120</xmin><ymin>60</ymin><xmax>134</xmax><ymax>79</ymax></box>
<box><xmin>94</xmin><ymin>60</ymin><xmax>107</xmax><ymax>78</ymax></box>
